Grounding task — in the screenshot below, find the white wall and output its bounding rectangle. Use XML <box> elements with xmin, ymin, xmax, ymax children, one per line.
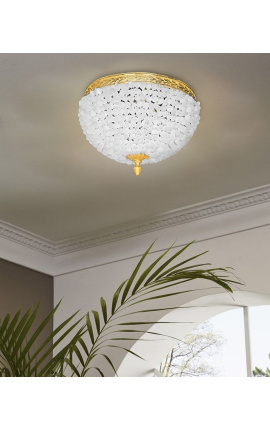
<box><xmin>54</xmin><ymin>200</ymin><xmax>270</xmax><ymax>376</ymax></box>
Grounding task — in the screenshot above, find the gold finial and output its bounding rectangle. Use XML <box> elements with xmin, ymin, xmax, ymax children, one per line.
<box><xmin>126</xmin><ymin>153</ymin><xmax>150</xmax><ymax>176</ymax></box>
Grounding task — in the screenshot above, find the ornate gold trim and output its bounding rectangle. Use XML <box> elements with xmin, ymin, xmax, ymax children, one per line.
<box><xmin>84</xmin><ymin>72</ymin><xmax>196</xmax><ymax>100</ymax></box>
<box><xmin>126</xmin><ymin>153</ymin><xmax>150</xmax><ymax>176</ymax></box>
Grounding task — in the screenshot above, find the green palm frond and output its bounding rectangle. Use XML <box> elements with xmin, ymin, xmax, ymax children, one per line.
<box><xmin>70</xmin><ymin>241</ymin><xmax>240</xmax><ymax>376</ymax></box>
<box><xmin>0</xmin><ymin>301</ymin><xmax>84</xmax><ymax>377</ymax></box>
<box><xmin>0</xmin><ymin>241</ymin><xmax>241</xmax><ymax>377</ymax></box>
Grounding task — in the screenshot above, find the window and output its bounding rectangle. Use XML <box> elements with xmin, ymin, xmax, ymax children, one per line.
<box><xmin>158</xmin><ymin>305</ymin><xmax>270</xmax><ymax>377</ymax></box>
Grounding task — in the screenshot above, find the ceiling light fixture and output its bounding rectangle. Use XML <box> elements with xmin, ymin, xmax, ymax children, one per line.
<box><xmin>78</xmin><ymin>72</ymin><xmax>200</xmax><ymax>176</ymax></box>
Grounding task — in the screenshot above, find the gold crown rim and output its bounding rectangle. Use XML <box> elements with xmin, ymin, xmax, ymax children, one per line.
<box><xmin>84</xmin><ymin>72</ymin><xmax>196</xmax><ymax>100</ymax></box>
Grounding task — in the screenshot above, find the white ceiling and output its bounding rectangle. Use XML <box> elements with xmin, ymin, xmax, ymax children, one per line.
<box><xmin>0</xmin><ymin>53</ymin><xmax>269</xmax><ymax>241</ymax></box>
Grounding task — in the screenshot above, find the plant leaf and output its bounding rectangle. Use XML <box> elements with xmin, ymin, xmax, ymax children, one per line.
<box><xmin>111</xmin><ymin>280</ymin><xmax>128</xmax><ymax>314</ymax></box>
<box><xmin>131</xmin><ymin>244</ymin><xmax>174</xmax><ymax>294</ymax></box>
<box><xmin>99</xmin><ymin>329</ymin><xmax>182</xmax><ymax>342</ymax></box>
<box><xmin>0</xmin><ymin>313</ymin><xmax>11</xmax><ymax>338</ymax></box>
<box><xmin>63</xmin><ymin>358</ymin><xmax>80</xmax><ymax>377</ymax></box>
<box><xmin>16</xmin><ymin>301</ymin><xmax>62</xmax><ymax>366</ymax></box>
<box><xmin>2</xmin><ymin>310</ymin><xmax>21</xmax><ymax>343</ymax></box>
<box><xmin>144</xmin><ymin>241</ymin><xmax>196</xmax><ymax>285</ymax></box>
<box><xmin>7</xmin><ymin>306</ymin><xmax>34</xmax><ymax>353</ymax></box>
<box><xmin>124</xmin><ymin>288</ymin><xmax>210</xmax><ymax>308</ymax></box>
<box><xmin>86</xmin><ymin>313</ymin><xmax>95</xmax><ymax>344</ymax></box>
<box><xmin>87</xmin><ymin>367</ymin><xmax>105</xmax><ymax>377</ymax></box>
<box><xmin>22</xmin><ymin>308</ymin><xmax>82</xmax><ymax>372</ymax></box>
<box><xmin>105</xmin><ymin>345</ymin><xmax>145</xmax><ymax>361</ymax></box>
<box><xmin>29</xmin><ymin>318</ymin><xmax>84</xmax><ymax>376</ymax></box>
<box><xmin>100</xmin><ymin>297</ymin><xmax>107</xmax><ymax>323</ymax></box>
<box><xmin>71</xmin><ymin>344</ymin><xmax>85</xmax><ymax>367</ymax></box>
<box><xmin>77</xmin><ymin>338</ymin><xmax>89</xmax><ymax>356</ymax></box>
<box><xmin>121</xmin><ymin>242</ymin><xmax>156</xmax><ymax>305</ymax></box>
<box><xmin>92</xmin><ymin>311</ymin><xmax>100</xmax><ymax>334</ymax></box>
<box><xmin>100</xmin><ymin>354</ymin><xmax>118</xmax><ymax>376</ymax></box>
<box><xmin>12</xmin><ymin>304</ymin><xmax>40</xmax><ymax>357</ymax></box>
<box><xmin>153</xmin><ymin>251</ymin><xmax>209</xmax><ymax>282</ymax></box>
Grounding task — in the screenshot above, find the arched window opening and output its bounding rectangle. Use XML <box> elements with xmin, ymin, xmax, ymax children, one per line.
<box><xmin>158</xmin><ymin>305</ymin><xmax>270</xmax><ymax>377</ymax></box>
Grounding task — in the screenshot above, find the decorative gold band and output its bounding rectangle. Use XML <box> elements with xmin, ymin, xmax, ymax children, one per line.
<box><xmin>84</xmin><ymin>72</ymin><xmax>196</xmax><ymax>100</ymax></box>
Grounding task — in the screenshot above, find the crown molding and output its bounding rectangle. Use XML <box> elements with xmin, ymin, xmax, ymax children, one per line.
<box><xmin>0</xmin><ymin>220</ymin><xmax>55</xmax><ymax>255</ymax></box>
<box><xmin>1</xmin><ymin>184</ymin><xmax>270</xmax><ymax>257</ymax></box>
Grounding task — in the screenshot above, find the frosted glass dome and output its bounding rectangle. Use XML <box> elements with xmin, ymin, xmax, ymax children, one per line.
<box><xmin>78</xmin><ymin>73</ymin><xmax>200</xmax><ymax>173</ymax></box>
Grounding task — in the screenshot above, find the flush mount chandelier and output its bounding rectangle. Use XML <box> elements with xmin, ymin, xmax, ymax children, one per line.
<box><xmin>78</xmin><ymin>72</ymin><xmax>200</xmax><ymax>175</ymax></box>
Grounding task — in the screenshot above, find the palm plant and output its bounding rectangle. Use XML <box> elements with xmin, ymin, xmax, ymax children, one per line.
<box><xmin>0</xmin><ymin>301</ymin><xmax>85</xmax><ymax>376</ymax></box>
<box><xmin>0</xmin><ymin>241</ymin><xmax>240</xmax><ymax>376</ymax></box>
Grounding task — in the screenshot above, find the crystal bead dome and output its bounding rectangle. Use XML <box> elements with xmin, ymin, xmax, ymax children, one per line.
<box><xmin>78</xmin><ymin>79</ymin><xmax>200</xmax><ymax>165</ymax></box>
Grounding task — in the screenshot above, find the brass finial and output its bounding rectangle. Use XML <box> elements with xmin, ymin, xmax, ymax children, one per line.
<box><xmin>126</xmin><ymin>153</ymin><xmax>150</xmax><ymax>176</ymax></box>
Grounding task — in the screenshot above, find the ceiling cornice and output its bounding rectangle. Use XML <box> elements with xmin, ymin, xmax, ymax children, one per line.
<box><xmin>0</xmin><ymin>220</ymin><xmax>55</xmax><ymax>255</ymax></box>
<box><xmin>1</xmin><ymin>184</ymin><xmax>270</xmax><ymax>257</ymax></box>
